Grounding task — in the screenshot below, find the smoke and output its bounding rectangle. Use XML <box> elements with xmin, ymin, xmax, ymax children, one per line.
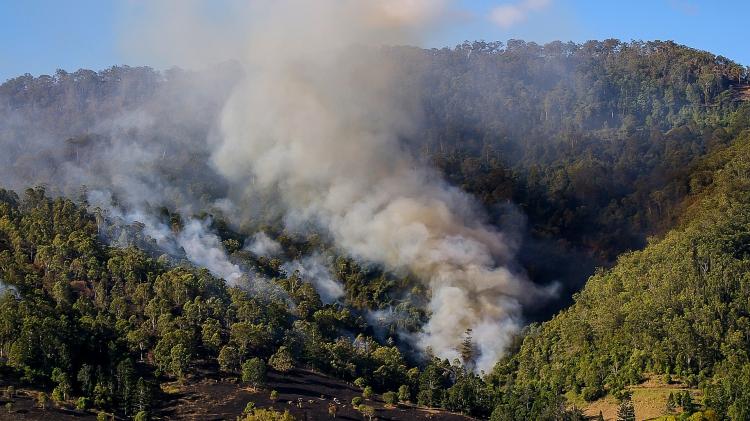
<box><xmin>489</xmin><ymin>0</ymin><xmax>552</xmax><ymax>28</ymax></box>
<box><xmin>178</xmin><ymin>218</ymin><xmax>243</xmax><ymax>284</ymax></box>
<box><xmin>0</xmin><ymin>0</ymin><xmax>557</xmax><ymax>372</ymax></box>
<box><xmin>88</xmin><ymin>190</ymin><xmax>243</xmax><ymax>285</ymax></box>
<box><xmin>245</xmin><ymin>232</ymin><xmax>283</xmax><ymax>257</ymax></box>
<box><xmin>201</xmin><ymin>0</ymin><xmax>550</xmax><ymax>372</ymax></box>
<box><xmin>0</xmin><ymin>279</ymin><xmax>19</xmax><ymax>298</ymax></box>
<box><xmin>281</xmin><ymin>254</ymin><xmax>344</xmax><ymax>304</ymax></box>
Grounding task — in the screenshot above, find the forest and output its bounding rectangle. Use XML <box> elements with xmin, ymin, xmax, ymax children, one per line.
<box><xmin>0</xmin><ymin>39</ymin><xmax>749</xmax><ymax>420</ymax></box>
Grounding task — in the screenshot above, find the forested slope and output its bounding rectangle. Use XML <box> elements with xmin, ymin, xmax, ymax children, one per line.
<box><xmin>489</xmin><ymin>107</ymin><xmax>750</xmax><ymax>420</ymax></box>
<box><xmin>0</xmin><ymin>39</ymin><xmax>749</xmax><ymax>420</ymax></box>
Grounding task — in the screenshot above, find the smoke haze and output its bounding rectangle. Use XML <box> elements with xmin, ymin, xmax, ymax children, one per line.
<box><xmin>0</xmin><ymin>0</ymin><xmax>556</xmax><ymax>373</ymax></box>
<box><xmin>197</xmin><ymin>0</ymin><xmax>548</xmax><ymax>371</ymax></box>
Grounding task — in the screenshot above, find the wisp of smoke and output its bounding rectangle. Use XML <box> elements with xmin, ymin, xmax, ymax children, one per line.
<box><xmin>245</xmin><ymin>232</ymin><xmax>283</xmax><ymax>257</ymax></box>
<box><xmin>281</xmin><ymin>253</ymin><xmax>344</xmax><ymax>304</ymax></box>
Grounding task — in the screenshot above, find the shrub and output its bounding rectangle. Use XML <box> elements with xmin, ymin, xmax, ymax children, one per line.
<box><xmin>352</xmin><ymin>396</ymin><xmax>363</xmax><ymax>407</ymax></box>
<box><xmin>398</xmin><ymin>385</ymin><xmax>410</xmax><ymax>402</ymax></box>
<box><xmin>76</xmin><ymin>397</ymin><xmax>90</xmax><ymax>410</ymax></box>
<box><xmin>581</xmin><ymin>385</ymin><xmax>603</xmax><ymax>402</ymax></box>
<box><xmin>383</xmin><ymin>391</ymin><xmax>398</xmax><ymax>405</ymax></box>
<box><xmin>269</xmin><ymin>347</ymin><xmax>294</xmax><ymax>373</ymax></box>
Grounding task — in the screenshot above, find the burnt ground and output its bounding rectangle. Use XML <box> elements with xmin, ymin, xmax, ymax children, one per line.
<box><xmin>0</xmin><ymin>366</ymin><xmax>475</xmax><ymax>420</ymax></box>
<box><xmin>157</xmin><ymin>367</ymin><xmax>476</xmax><ymax>421</ymax></box>
<box><xmin>0</xmin><ymin>391</ymin><xmax>99</xmax><ymax>421</ymax></box>
<box><xmin>0</xmin><ymin>366</ymin><xmax>100</xmax><ymax>421</ymax></box>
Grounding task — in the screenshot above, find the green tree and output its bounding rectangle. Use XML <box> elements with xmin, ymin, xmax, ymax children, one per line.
<box><xmin>359</xmin><ymin>405</ymin><xmax>375</xmax><ymax>421</ymax></box>
<box><xmin>218</xmin><ymin>345</ymin><xmax>241</xmax><ymax>373</ymax></box>
<box><xmin>38</xmin><ymin>392</ymin><xmax>48</xmax><ymax>410</ymax></box>
<box><xmin>269</xmin><ymin>346</ymin><xmax>294</xmax><ymax>373</ymax></box>
<box><xmin>170</xmin><ymin>343</ymin><xmax>191</xmax><ymax>381</ymax></box>
<box><xmin>398</xmin><ymin>384</ymin><xmax>410</xmax><ymax>403</ymax></box>
<box><xmin>383</xmin><ymin>391</ymin><xmax>397</xmax><ymax>405</ymax></box>
<box><xmin>242</xmin><ymin>358</ymin><xmax>267</xmax><ymax>389</ymax></box>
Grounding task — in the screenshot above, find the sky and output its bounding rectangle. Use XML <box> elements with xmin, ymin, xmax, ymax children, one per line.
<box><xmin>0</xmin><ymin>0</ymin><xmax>747</xmax><ymax>83</ymax></box>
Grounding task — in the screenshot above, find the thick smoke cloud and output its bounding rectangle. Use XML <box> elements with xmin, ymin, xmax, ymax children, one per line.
<box><xmin>202</xmin><ymin>0</ymin><xmax>550</xmax><ymax>371</ymax></box>
<box><xmin>0</xmin><ymin>0</ymin><xmax>556</xmax><ymax>372</ymax></box>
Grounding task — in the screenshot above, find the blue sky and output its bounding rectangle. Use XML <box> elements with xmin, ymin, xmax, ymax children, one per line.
<box><xmin>0</xmin><ymin>0</ymin><xmax>747</xmax><ymax>82</ymax></box>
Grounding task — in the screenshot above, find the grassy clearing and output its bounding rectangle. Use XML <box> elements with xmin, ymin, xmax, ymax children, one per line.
<box><xmin>579</xmin><ymin>375</ymin><xmax>702</xmax><ymax>420</ymax></box>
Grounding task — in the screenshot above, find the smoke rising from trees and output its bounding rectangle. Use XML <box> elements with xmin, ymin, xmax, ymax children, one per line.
<box><xmin>202</xmin><ymin>0</ymin><xmax>549</xmax><ymax>371</ymax></box>
<box><xmin>0</xmin><ymin>0</ymin><xmax>557</xmax><ymax>372</ymax></box>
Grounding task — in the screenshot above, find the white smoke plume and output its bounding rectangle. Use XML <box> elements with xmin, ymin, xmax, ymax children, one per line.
<box><xmin>178</xmin><ymin>218</ymin><xmax>243</xmax><ymax>284</ymax></box>
<box><xmin>199</xmin><ymin>0</ymin><xmax>550</xmax><ymax>372</ymax></box>
<box><xmin>0</xmin><ymin>0</ymin><xmax>556</xmax><ymax>372</ymax></box>
<box><xmin>245</xmin><ymin>232</ymin><xmax>283</xmax><ymax>257</ymax></box>
<box><xmin>281</xmin><ymin>254</ymin><xmax>344</xmax><ymax>304</ymax></box>
<box><xmin>88</xmin><ymin>190</ymin><xmax>243</xmax><ymax>285</ymax></box>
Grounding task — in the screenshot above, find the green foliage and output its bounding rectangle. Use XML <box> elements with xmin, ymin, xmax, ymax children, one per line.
<box><xmin>383</xmin><ymin>391</ymin><xmax>397</xmax><ymax>405</ymax></box>
<box><xmin>351</xmin><ymin>396</ymin><xmax>362</xmax><ymax>407</ymax></box>
<box><xmin>0</xmin><ymin>189</ymin><xmax>420</xmax><ymax>417</ymax></box>
<box><xmin>37</xmin><ymin>392</ymin><xmax>48</xmax><ymax>410</ymax></box>
<box><xmin>497</xmin><ymin>124</ymin><xmax>750</xmax><ymax>419</ymax></box>
<box><xmin>240</xmin><ymin>407</ymin><xmax>296</xmax><ymax>421</ymax></box>
<box><xmin>398</xmin><ymin>384</ymin><xmax>410</xmax><ymax>403</ymax></box>
<box><xmin>268</xmin><ymin>346</ymin><xmax>294</xmax><ymax>373</ymax></box>
<box><xmin>242</xmin><ymin>358</ymin><xmax>267</xmax><ymax>388</ymax></box>
<box><xmin>362</xmin><ymin>386</ymin><xmax>373</xmax><ymax>400</ymax></box>
<box><xmin>359</xmin><ymin>404</ymin><xmax>375</xmax><ymax>421</ymax></box>
<box><xmin>0</xmin><ymin>40</ymin><xmax>749</xmax><ymax>420</ymax></box>
<box><xmin>76</xmin><ymin>396</ymin><xmax>90</xmax><ymax>410</ymax></box>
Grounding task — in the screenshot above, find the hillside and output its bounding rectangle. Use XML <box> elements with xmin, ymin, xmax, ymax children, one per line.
<box><xmin>489</xmin><ymin>110</ymin><xmax>750</xmax><ymax>420</ymax></box>
<box><xmin>1</xmin><ymin>40</ymin><xmax>747</xmax><ymax>319</ymax></box>
<box><xmin>0</xmin><ymin>39</ymin><xmax>749</xmax><ymax>421</ymax></box>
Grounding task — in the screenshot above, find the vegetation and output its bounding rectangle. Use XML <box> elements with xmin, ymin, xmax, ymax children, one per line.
<box><xmin>0</xmin><ymin>38</ymin><xmax>749</xmax><ymax>419</ymax></box>
<box><xmin>490</xmin><ymin>108</ymin><xmax>750</xmax><ymax>419</ymax></box>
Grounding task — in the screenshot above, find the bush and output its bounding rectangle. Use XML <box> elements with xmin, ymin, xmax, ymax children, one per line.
<box><xmin>383</xmin><ymin>391</ymin><xmax>398</xmax><ymax>405</ymax></box>
<box><xmin>96</xmin><ymin>412</ymin><xmax>108</xmax><ymax>421</ymax></box>
<box><xmin>242</xmin><ymin>358</ymin><xmax>267</xmax><ymax>388</ymax></box>
<box><xmin>37</xmin><ymin>393</ymin><xmax>48</xmax><ymax>410</ymax></box>
<box><xmin>398</xmin><ymin>385</ymin><xmax>410</xmax><ymax>402</ymax></box>
<box><xmin>76</xmin><ymin>397</ymin><xmax>90</xmax><ymax>411</ymax></box>
<box><xmin>244</xmin><ymin>402</ymin><xmax>256</xmax><ymax>414</ymax></box>
<box><xmin>354</xmin><ymin>377</ymin><xmax>367</xmax><ymax>388</ymax></box>
<box><xmin>352</xmin><ymin>396</ymin><xmax>363</xmax><ymax>407</ymax></box>
<box><xmin>581</xmin><ymin>385</ymin><xmax>604</xmax><ymax>402</ymax></box>
<box><xmin>269</xmin><ymin>347</ymin><xmax>294</xmax><ymax>373</ymax></box>
<box><xmin>134</xmin><ymin>411</ymin><xmax>149</xmax><ymax>421</ymax></box>
<box><xmin>362</xmin><ymin>386</ymin><xmax>374</xmax><ymax>400</ymax></box>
